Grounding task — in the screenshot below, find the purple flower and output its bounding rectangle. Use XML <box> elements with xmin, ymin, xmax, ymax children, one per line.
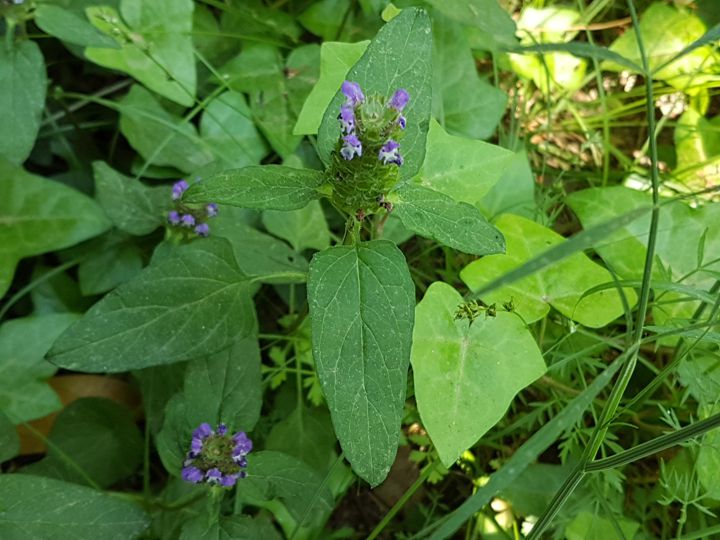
<box><xmin>181</xmin><ymin>465</ymin><xmax>204</xmax><ymax>484</ymax></box>
<box><xmin>220</xmin><ymin>473</ymin><xmax>239</xmax><ymax>488</ymax></box>
<box><xmin>378</xmin><ymin>139</ymin><xmax>402</xmax><ymax>166</ymax></box>
<box><xmin>206</xmin><ymin>203</ymin><xmax>219</xmax><ymax>217</ymax></box>
<box><xmin>397</xmin><ymin>115</ymin><xmax>406</xmax><ymax>130</ymax></box>
<box><xmin>167</xmin><ymin>210</ymin><xmax>181</xmax><ymax>225</ymax></box>
<box><xmin>217</xmin><ymin>423</ymin><xmax>228</xmax><ymax>436</ymax></box>
<box><xmin>194</xmin><ymin>223</ymin><xmax>210</xmax><ymax>237</ymax></box>
<box><xmin>233</xmin><ymin>431</ymin><xmax>253</xmax><ymax>453</ymax></box>
<box><xmin>180</xmin><ymin>214</ymin><xmax>196</xmax><ymax>228</ymax></box>
<box><xmin>172</xmin><ymin>180</ymin><xmax>189</xmax><ymax>200</ymax></box>
<box><xmin>389</xmin><ymin>89</ymin><xmax>409</xmax><ymax>111</ymax></box>
<box><xmin>193</xmin><ymin>423</ymin><xmax>213</xmax><ymax>440</ymax></box>
<box><xmin>206</xmin><ymin>468</ymin><xmax>222</xmax><ymax>484</ymax></box>
<box><xmin>341</xmin><ymin>133</ymin><xmax>362</xmax><ymax>160</ymax></box>
<box><xmin>190</xmin><ymin>437</ymin><xmax>204</xmax><ymax>456</ymax></box>
<box><xmin>341</xmin><ymin>80</ymin><xmax>364</xmax><ymax>107</ymax></box>
<box><xmin>339</xmin><ymin>105</ymin><xmax>356</xmax><ymax>134</ymax></box>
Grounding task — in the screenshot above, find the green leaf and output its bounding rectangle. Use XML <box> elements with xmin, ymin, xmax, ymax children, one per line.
<box><xmin>93</xmin><ymin>161</ymin><xmax>167</xmax><ymax>235</ymax></box>
<box><xmin>411</xmin><ymin>282</ymin><xmax>545</xmax><ymax>466</ymax></box>
<box><xmin>238</xmin><ymin>450</ymin><xmax>334</xmax><ymax>524</ymax></box>
<box><xmin>0</xmin><ymin>40</ymin><xmax>46</xmax><ymax>164</ymax></box>
<box><xmin>266</xmin><ymin>406</ymin><xmax>337</xmax><ymax>473</ymax></box>
<box><xmin>219</xmin><ymin>45</ymin><xmax>283</xmax><ymax>93</ymax></box>
<box><xmin>77</xmin><ymin>240</ymin><xmax>143</xmax><ymax>296</ymax></box>
<box><xmin>0</xmin><ymin>411</ymin><xmax>19</xmax><ymax>463</ymax></box>
<box><xmin>133</xmin><ymin>363</ymin><xmax>186</xmax><ymax>436</ymax></box>
<box><xmin>285</xmin><ymin>44</ymin><xmax>321</xmax><ymax>117</ymax></box>
<box><xmin>0</xmin><ymin>161</ymin><xmax>111</xmax><ymax>297</ymax></box>
<box><xmin>200</xmin><ymin>91</ymin><xmax>268</xmax><ymax>169</ymax></box>
<box><xmin>390</xmin><ymin>184</ymin><xmax>505</xmax><ymax>256</ymax></box>
<box><xmin>499</xmin><ymin>463</ymin><xmax>569</xmax><ymax>517</ymax></box>
<box><xmin>508</xmin><ymin>42</ymin><xmax>641</xmax><ymax>73</ymax></box>
<box><xmin>426</xmin><ymin>0</ymin><xmax>517</xmax><ymax>48</ymax></box>
<box><xmin>213</xmin><ymin>212</ymin><xmax>308</xmax><ymax>283</ymax></box>
<box><xmin>697</xmin><ymin>404</ymin><xmax>720</xmax><ymax>499</ymax></box>
<box><xmin>157</xmin><ymin>335</ymin><xmax>261</xmax><ymax>475</ymax></box>
<box><xmin>606</xmin><ymin>3</ymin><xmax>720</xmax><ymax>91</ymax></box>
<box><xmin>118</xmin><ymin>85</ymin><xmax>212</xmax><ymax>173</ymax></box>
<box><xmin>298</xmin><ymin>0</ymin><xmax>351</xmax><ymax>41</ymax></box>
<box><xmin>307</xmin><ymin>240</ymin><xmax>415</xmax><ymax>486</ymax></box>
<box><xmin>565</xmin><ymin>512</ymin><xmax>640</xmax><ymax>540</ymax></box>
<box><xmin>35</xmin><ymin>4</ymin><xmax>119</xmax><ymax>48</ymax></box>
<box><xmin>416</xmin><ymin>119</ymin><xmax>515</xmax><ymax>204</ymax></box>
<box><xmin>47</xmin><ymin>238</ymin><xmax>257</xmax><ymax>372</ymax></box>
<box><xmin>432</xmin><ymin>14</ymin><xmax>507</xmax><ymax>140</ymax></box>
<box><xmin>566</xmin><ymin>187</ymin><xmax>720</xmax><ymax>325</ymax></box>
<box><xmin>22</xmin><ymin>398</ymin><xmax>143</xmax><ymax>488</ymax></box>
<box><xmin>316</xmin><ymin>7</ymin><xmax>432</xmax><ymax>181</ymax></box>
<box><xmin>184</xmin><ymin>165</ymin><xmax>327</xmax><ymax>211</ymax></box>
<box><xmin>0</xmin><ymin>474</ymin><xmax>149</xmax><ymax>539</ymax></box>
<box><xmin>262</xmin><ymin>201</ymin><xmax>330</xmax><ymax>252</ymax></box>
<box><xmin>674</xmin><ymin>108</ymin><xmax>720</xmax><ymax>191</ymax></box>
<box><xmin>460</xmin><ymin>213</ymin><xmax>637</xmax><ymax>328</ymax></box>
<box><xmin>179</xmin><ymin>515</ymin><xmax>282</xmax><ymax>540</ymax></box>
<box><xmin>219</xmin><ymin>0</ymin><xmax>300</xmax><ymax>45</ymax></box>
<box><xmin>476</xmin><ymin>150</ymin><xmax>536</xmax><ymax>219</ymax></box>
<box><xmin>0</xmin><ymin>318</ymin><xmax>78</xmax><ymax>423</ymax></box>
<box><xmin>85</xmin><ymin>0</ymin><xmax>196</xmax><ymax>106</ymax></box>
<box><xmin>294</xmin><ymin>40</ymin><xmax>369</xmax><ymax>136</ymax></box>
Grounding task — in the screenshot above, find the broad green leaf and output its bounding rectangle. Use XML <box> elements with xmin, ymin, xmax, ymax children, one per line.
<box><xmin>285</xmin><ymin>44</ymin><xmax>321</xmax><ymax>117</ymax></box>
<box><xmin>390</xmin><ymin>184</ymin><xmax>505</xmax><ymax>256</ymax></box>
<box><xmin>266</xmin><ymin>406</ymin><xmax>337</xmax><ymax>473</ymax></box>
<box><xmin>432</xmin><ymin>14</ymin><xmax>507</xmax><ymax>140</ymax></box>
<box><xmin>460</xmin><ymin>213</ymin><xmax>637</xmax><ymax>327</ymax></box>
<box><xmin>262</xmin><ymin>201</ymin><xmax>330</xmax><ymax>252</ymax></box>
<box><xmin>0</xmin><ymin>474</ymin><xmax>149</xmax><ymax>539</ymax></box>
<box><xmin>509</xmin><ymin>7</ymin><xmax>587</xmax><ymax>92</ymax></box>
<box><xmin>565</xmin><ymin>512</ymin><xmax>640</xmax><ymax>540</ymax></box>
<box><xmin>476</xmin><ymin>150</ymin><xmax>536</xmax><ymax>219</ymax></box>
<box><xmin>566</xmin><ymin>187</ymin><xmax>720</xmax><ymax>325</ymax></box>
<box><xmin>213</xmin><ymin>210</ymin><xmax>308</xmax><ymax>282</ymax></box>
<box><xmin>674</xmin><ymin>108</ymin><xmax>720</xmax><ymax>191</ymax></box>
<box><xmin>134</xmin><ymin>363</ymin><xmax>186</xmax><ymax>436</ymax></box>
<box><xmin>307</xmin><ymin>240</ymin><xmax>415</xmax><ymax>486</ymax></box>
<box><xmin>238</xmin><ymin>450</ymin><xmax>334</xmax><ymax>524</ymax></box>
<box><xmin>426</xmin><ymin>0</ymin><xmax>516</xmax><ymax>49</ymax></box>
<box><xmin>93</xmin><ymin>161</ymin><xmax>168</xmax><ymax>236</ymax></box>
<box><xmin>47</xmin><ymin>238</ymin><xmax>257</xmax><ymax>372</ymax></box>
<box><xmin>316</xmin><ymin>8</ymin><xmax>432</xmax><ymax>181</ymax></box>
<box><xmin>499</xmin><ymin>463</ymin><xmax>569</xmax><ymax>516</ymax></box>
<box><xmin>180</xmin><ymin>515</ymin><xmax>282</xmax><ymax>540</ymax></box>
<box><xmin>31</xmin><ymin>264</ymin><xmax>93</xmax><ymax>315</ymax></box>
<box><xmin>118</xmin><ymin>85</ymin><xmax>212</xmax><ymax>173</ymax></box>
<box><xmin>200</xmin><ymin>91</ymin><xmax>268</xmax><ymax>169</ymax></box>
<box><xmin>35</xmin><ymin>4</ymin><xmax>119</xmax><ymax>48</ymax></box>
<box><xmin>184</xmin><ymin>165</ymin><xmax>327</xmax><ymax>211</ymax></box>
<box><xmin>220</xmin><ymin>45</ymin><xmax>284</xmax><ymax>93</ymax></box>
<box><xmin>294</xmin><ymin>40</ymin><xmax>369</xmax><ymax>136</ymax></box>
<box><xmin>77</xmin><ymin>240</ymin><xmax>143</xmax><ymax>295</ymax></box>
<box><xmin>85</xmin><ymin>0</ymin><xmax>196</xmax><ymax>106</ymax></box>
<box><xmin>219</xmin><ymin>0</ymin><xmax>300</xmax><ymax>45</ymax></box>
<box><xmin>23</xmin><ymin>398</ymin><xmax>143</xmax><ymax>487</ymax></box>
<box><xmin>0</xmin><ymin>40</ymin><xmax>46</xmax><ymax>164</ymax></box>
<box><xmin>606</xmin><ymin>3</ymin><xmax>720</xmax><ymax>92</ymax></box>
<box><xmin>411</xmin><ymin>282</ymin><xmax>545</xmax><ymax>466</ymax></box>
<box><xmin>298</xmin><ymin>0</ymin><xmax>351</xmax><ymax>41</ymax></box>
<box><xmin>157</xmin><ymin>335</ymin><xmax>261</xmax><ymax>475</ymax></box>
<box><xmin>416</xmin><ymin>119</ymin><xmax>514</xmax><ymax>204</ymax></box>
<box><xmin>0</xmin><ymin>161</ymin><xmax>111</xmax><ymax>297</ymax></box>
<box><xmin>0</xmin><ymin>411</ymin><xmax>19</xmax><ymax>463</ymax></box>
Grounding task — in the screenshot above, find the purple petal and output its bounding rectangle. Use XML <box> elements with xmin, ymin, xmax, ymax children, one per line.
<box><xmin>194</xmin><ymin>223</ymin><xmax>210</xmax><ymax>237</ymax></box>
<box><xmin>172</xmin><ymin>180</ymin><xmax>189</xmax><ymax>200</ymax></box>
<box><xmin>219</xmin><ymin>473</ymin><xmax>239</xmax><ymax>487</ymax></box>
<box><xmin>341</xmin><ymin>80</ymin><xmax>364</xmax><ymax>106</ymax></box>
<box><xmin>205</xmin><ymin>468</ymin><xmax>222</xmax><ymax>484</ymax></box>
<box><xmin>206</xmin><ymin>203</ymin><xmax>219</xmax><ymax>217</ymax></box>
<box><xmin>180</xmin><ymin>214</ymin><xmax>196</xmax><ymax>228</ymax></box>
<box><xmin>389</xmin><ymin>89</ymin><xmax>409</xmax><ymax>111</ymax></box>
<box><xmin>232</xmin><ymin>432</ymin><xmax>253</xmax><ymax>455</ymax></box>
<box><xmin>378</xmin><ymin>139</ymin><xmax>402</xmax><ymax>166</ymax></box>
<box><xmin>193</xmin><ymin>423</ymin><xmax>213</xmax><ymax>440</ymax></box>
<box><xmin>190</xmin><ymin>437</ymin><xmax>203</xmax><ymax>456</ymax></box>
<box><xmin>167</xmin><ymin>211</ymin><xmax>181</xmax><ymax>225</ymax></box>
<box><xmin>216</xmin><ymin>423</ymin><xmax>228</xmax><ymax>436</ymax></box>
<box><xmin>397</xmin><ymin>115</ymin><xmax>406</xmax><ymax>130</ymax></box>
<box><xmin>339</xmin><ymin>105</ymin><xmax>356</xmax><ymax>133</ymax></box>
<box><xmin>181</xmin><ymin>466</ymin><xmax>204</xmax><ymax>484</ymax></box>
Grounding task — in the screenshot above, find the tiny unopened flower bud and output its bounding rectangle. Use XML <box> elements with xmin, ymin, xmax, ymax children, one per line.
<box><xmin>206</xmin><ymin>203</ymin><xmax>219</xmax><ymax>217</ymax></box>
<box><xmin>389</xmin><ymin>89</ymin><xmax>409</xmax><ymax>111</ymax></box>
<box><xmin>341</xmin><ymin>80</ymin><xmax>364</xmax><ymax>107</ymax></box>
<box><xmin>341</xmin><ymin>134</ymin><xmax>363</xmax><ymax>160</ymax></box>
<box><xmin>397</xmin><ymin>115</ymin><xmax>406</xmax><ymax>130</ymax></box>
<box><xmin>172</xmin><ymin>180</ymin><xmax>189</xmax><ymax>200</ymax></box>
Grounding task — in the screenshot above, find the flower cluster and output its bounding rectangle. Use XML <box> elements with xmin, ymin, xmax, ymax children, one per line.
<box><xmin>181</xmin><ymin>422</ymin><xmax>252</xmax><ymax>488</ymax></box>
<box><xmin>337</xmin><ymin>81</ymin><xmax>409</xmax><ymax>168</ymax></box>
<box><xmin>166</xmin><ymin>180</ymin><xmax>218</xmax><ymax>237</ymax></box>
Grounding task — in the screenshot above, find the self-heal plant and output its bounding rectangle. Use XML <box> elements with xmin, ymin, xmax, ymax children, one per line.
<box><xmin>167</xmin><ymin>180</ymin><xmax>218</xmax><ymax>238</ymax></box>
<box><xmin>329</xmin><ymin>81</ymin><xmax>409</xmax><ymax>218</ymax></box>
<box><xmin>181</xmin><ymin>422</ymin><xmax>252</xmax><ymax>488</ymax></box>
